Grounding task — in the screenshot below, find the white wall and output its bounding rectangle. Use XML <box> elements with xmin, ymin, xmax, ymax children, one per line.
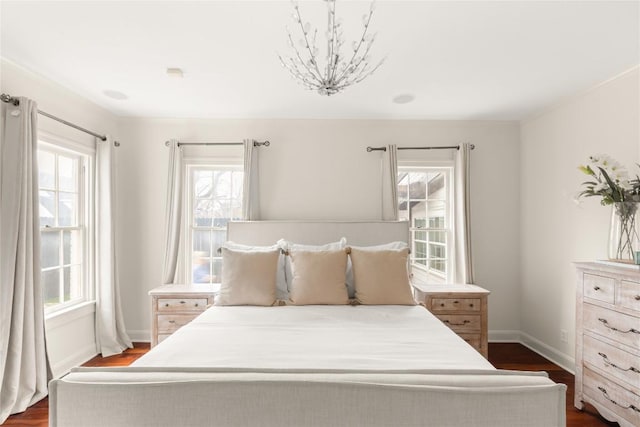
<box><xmin>1</xmin><ymin>59</ymin><xmax>119</xmax><ymax>376</ymax></box>
<box><xmin>519</xmin><ymin>67</ymin><xmax>640</xmax><ymax>371</ymax></box>
<box><xmin>117</xmin><ymin>118</ymin><xmax>522</xmax><ymax>341</ymax></box>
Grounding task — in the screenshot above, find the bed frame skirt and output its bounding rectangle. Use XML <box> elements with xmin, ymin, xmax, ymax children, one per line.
<box><xmin>49</xmin><ymin>367</ymin><xmax>566</xmax><ymax>426</ymax></box>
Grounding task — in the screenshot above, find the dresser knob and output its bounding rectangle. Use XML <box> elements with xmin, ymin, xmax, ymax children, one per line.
<box><xmin>469</xmin><ymin>304</ymin><xmax>474</xmax><ymax>307</ymax></box>
<box><xmin>168</xmin><ymin>320</ymin><xmax>176</xmax><ymax>324</ymax></box>
<box><xmin>635</xmin><ymin>295</ymin><xmax>640</xmax><ymax>301</ymax></box>
<box><xmin>165</xmin><ymin>303</ymin><xmax>169</xmax><ymax>307</ymax></box>
<box><xmin>440</xmin><ymin>303</ymin><xmax>445</xmax><ymax>307</ymax></box>
<box><xmin>593</xmin><ymin>286</ymin><xmax>600</xmax><ymax>291</ymax></box>
<box><xmin>195</xmin><ymin>303</ymin><xmax>199</xmax><ymax>307</ymax></box>
<box><xmin>180</xmin><ymin>301</ymin><xmax>186</xmax><ymax>304</ymax></box>
<box><xmin>453</xmin><ymin>300</ymin><xmax>459</xmax><ymax>304</ymax></box>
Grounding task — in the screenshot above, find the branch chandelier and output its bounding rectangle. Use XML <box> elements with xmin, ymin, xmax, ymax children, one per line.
<box><xmin>278</xmin><ymin>0</ymin><xmax>385</xmax><ymax>96</ymax></box>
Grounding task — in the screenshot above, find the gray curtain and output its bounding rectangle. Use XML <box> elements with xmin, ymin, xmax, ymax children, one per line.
<box><xmin>161</xmin><ymin>139</ymin><xmax>183</xmax><ymax>284</ymax></box>
<box><xmin>0</xmin><ymin>97</ymin><xmax>49</xmax><ymax>422</ymax></box>
<box><xmin>242</xmin><ymin>139</ymin><xmax>260</xmax><ymax>220</ymax></box>
<box><xmin>95</xmin><ymin>136</ymin><xmax>132</xmax><ymax>357</ymax></box>
<box><xmin>381</xmin><ymin>144</ymin><xmax>399</xmax><ymax>220</ymax></box>
<box><xmin>454</xmin><ymin>142</ymin><xmax>475</xmax><ymax>284</ymax></box>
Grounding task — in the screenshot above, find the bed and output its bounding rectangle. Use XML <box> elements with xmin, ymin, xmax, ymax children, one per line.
<box><xmin>49</xmin><ymin>221</ymin><xmax>566</xmax><ymax>427</ymax></box>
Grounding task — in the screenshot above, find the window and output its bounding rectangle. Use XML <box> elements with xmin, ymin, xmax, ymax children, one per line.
<box><xmin>397</xmin><ymin>167</ymin><xmax>453</xmax><ymax>283</ymax></box>
<box><xmin>187</xmin><ymin>165</ymin><xmax>243</xmax><ymax>284</ymax></box>
<box><xmin>38</xmin><ymin>142</ymin><xmax>91</xmax><ymax>312</ymax></box>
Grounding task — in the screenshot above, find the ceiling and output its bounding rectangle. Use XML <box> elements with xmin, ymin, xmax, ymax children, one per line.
<box><xmin>1</xmin><ymin>1</ymin><xmax>638</xmax><ymax>120</ymax></box>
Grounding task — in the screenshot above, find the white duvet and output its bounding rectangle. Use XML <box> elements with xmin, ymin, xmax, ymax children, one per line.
<box><xmin>134</xmin><ymin>305</ymin><xmax>493</xmax><ymax>371</ymax></box>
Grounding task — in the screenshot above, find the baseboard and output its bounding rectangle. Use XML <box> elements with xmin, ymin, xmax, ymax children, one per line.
<box><xmin>518</xmin><ymin>331</ymin><xmax>575</xmax><ymax>375</ymax></box>
<box><xmin>488</xmin><ymin>330</ymin><xmax>521</xmax><ymax>342</ymax></box>
<box><xmin>51</xmin><ymin>343</ymin><xmax>97</xmax><ymax>379</ymax></box>
<box><xmin>127</xmin><ymin>329</ymin><xmax>150</xmax><ymax>343</ymax></box>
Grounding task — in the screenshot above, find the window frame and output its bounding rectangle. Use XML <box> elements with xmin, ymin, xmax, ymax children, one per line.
<box><xmin>398</xmin><ymin>162</ymin><xmax>454</xmax><ymax>284</ymax></box>
<box><xmin>183</xmin><ymin>158</ymin><xmax>244</xmax><ymax>285</ymax></box>
<box><xmin>38</xmin><ymin>133</ymin><xmax>94</xmax><ymax>314</ymax></box>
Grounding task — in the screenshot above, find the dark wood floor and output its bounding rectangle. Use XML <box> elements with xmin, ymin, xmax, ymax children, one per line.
<box><xmin>4</xmin><ymin>342</ymin><xmax>618</xmax><ymax>426</ymax></box>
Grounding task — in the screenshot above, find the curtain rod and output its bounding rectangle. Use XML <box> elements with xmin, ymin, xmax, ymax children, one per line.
<box><xmin>366</xmin><ymin>144</ymin><xmax>475</xmax><ymax>152</ymax></box>
<box><xmin>165</xmin><ymin>140</ymin><xmax>270</xmax><ymax>148</ymax></box>
<box><xmin>1</xmin><ymin>93</ymin><xmax>120</xmax><ymax>147</ymax></box>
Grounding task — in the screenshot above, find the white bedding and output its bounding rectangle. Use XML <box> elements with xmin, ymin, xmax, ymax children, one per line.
<box><xmin>134</xmin><ymin>305</ymin><xmax>493</xmax><ymax>371</ymax></box>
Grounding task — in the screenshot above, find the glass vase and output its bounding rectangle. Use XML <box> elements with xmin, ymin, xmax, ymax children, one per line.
<box><xmin>608</xmin><ymin>201</ymin><xmax>639</xmax><ymax>262</ymax></box>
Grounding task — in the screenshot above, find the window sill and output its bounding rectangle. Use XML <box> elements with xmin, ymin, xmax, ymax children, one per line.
<box><xmin>45</xmin><ymin>300</ymin><xmax>95</xmax><ymax>330</ymax></box>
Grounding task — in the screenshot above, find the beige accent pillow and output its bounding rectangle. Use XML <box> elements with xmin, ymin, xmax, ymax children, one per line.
<box><xmin>218</xmin><ymin>248</ymin><xmax>279</xmax><ymax>306</ymax></box>
<box><xmin>288</xmin><ymin>249</ymin><xmax>349</xmax><ymax>305</ymax></box>
<box><xmin>350</xmin><ymin>248</ymin><xmax>416</xmax><ymax>305</ymax></box>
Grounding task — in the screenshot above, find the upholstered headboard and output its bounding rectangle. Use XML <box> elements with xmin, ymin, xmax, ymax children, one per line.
<box><xmin>227</xmin><ymin>221</ymin><xmax>410</xmax><ymax>246</ymax></box>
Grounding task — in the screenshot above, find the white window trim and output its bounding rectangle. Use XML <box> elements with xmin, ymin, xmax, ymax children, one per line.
<box><xmin>182</xmin><ymin>159</ymin><xmax>243</xmax><ymax>285</ymax></box>
<box><xmin>398</xmin><ymin>161</ymin><xmax>454</xmax><ymax>283</ymax></box>
<box><xmin>38</xmin><ymin>134</ymin><xmax>95</xmax><ymax>314</ymax></box>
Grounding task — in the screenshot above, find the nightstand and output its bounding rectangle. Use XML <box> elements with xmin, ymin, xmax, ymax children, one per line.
<box><xmin>413</xmin><ymin>283</ymin><xmax>490</xmax><ymax>358</ymax></box>
<box><xmin>149</xmin><ymin>284</ymin><xmax>218</xmax><ymax>347</ymax></box>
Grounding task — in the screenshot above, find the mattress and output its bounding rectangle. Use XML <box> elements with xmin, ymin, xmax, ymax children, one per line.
<box><xmin>133</xmin><ymin>305</ymin><xmax>494</xmax><ymax>371</ymax></box>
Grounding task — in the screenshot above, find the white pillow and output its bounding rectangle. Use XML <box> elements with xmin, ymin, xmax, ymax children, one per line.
<box><xmin>278</xmin><ymin>238</ymin><xmax>348</xmax><ymax>292</ymax></box>
<box><xmin>288</xmin><ymin>249</ymin><xmax>350</xmax><ymax>305</ymax></box>
<box><xmin>222</xmin><ymin>241</ymin><xmax>288</xmax><ymax>300</ymax></box>
<box><xmin>350</xmin><ymin>246</ymin><xmax>416</xmax><ymax>305</ymax></box>
<box><xmin>217</xmin><ymin>248</ymin><xmax>279</xmax><ymax>306</ymax></box>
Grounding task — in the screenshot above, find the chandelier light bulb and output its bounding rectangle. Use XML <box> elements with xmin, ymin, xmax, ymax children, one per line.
<box><xmin>278</xmin><ymin>0</ymin><xmax>385</xmax><ymax>96</ymax></box>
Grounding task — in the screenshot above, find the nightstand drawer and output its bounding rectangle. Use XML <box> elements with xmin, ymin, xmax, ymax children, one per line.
<box><xmin>458</xmin><ymin>333</ymin><xmax>481</xmax><ymax>350</ymax></box>
<box><xmin>437</xmin><ymin>314</ymin><xmax>481</xmax><ymax>333</ymax></box>
<box><xmin>158</xmin><ymin>314</ymin><xmax>199</xmax><ymax>333</ymax></box>
<box><xmin>618</xmin><ymin>280</ymin><xmax>640</xmax><ymax>313</ymax></box>
<box><xmin>431</xmin><ymin>298</ymin><xmax>480</xmax><ymax>312</ymax></box>
<box><xmin>157</xmin><ymin>298</ymin><xmax>208</xmax><ymax>312</ymax></box>
<box><xmin>584</xmin><ymin>274</ymin><xmax>615</xmax><ymax>304</ymax></box>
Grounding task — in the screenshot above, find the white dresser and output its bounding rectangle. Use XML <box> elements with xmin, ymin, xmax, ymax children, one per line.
<box><xmin>575</xmin><ymin>262</ymin><xmax>640</xmax><ymax>427</ymax></box>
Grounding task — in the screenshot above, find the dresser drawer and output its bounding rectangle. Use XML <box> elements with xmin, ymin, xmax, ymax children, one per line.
<box><xmin>157</xmin><ymin>298</ymin><xmax>208</xmax><ymax>312</ymax></box>
<box><xmin>583</xmin><ymin>334</ymin><xmax>640</xmax><ymax>392</ymax></box>
<box><xmin>584</xmin><ymin>274</ymin><xmax>615</xmax><ymax>304</ymax></box>
<box><xmin>618</xmin><ymin>280</ymin><xmax>640</xmax><ymax>313</ymax></box>
<box><xmin>157</xmin><ymin>314</ymin><xmax>199</xmax><ymax>333</ymax></box>
<box><xmin>583</xmin><ymin>367</ymin><xmax>640</xmax><ymax>427</ymax></box>
<box><xmin>437</xmin><ymin>314</ymin><xmax>480</xmax><ymax>333</ymax></box>
<box><xmin>431</xmin><ymin>298</ymin><xmax>480</xmax><ymax>312</ymax></box>
<box><xmin>583</xmin><ymin>303</ymin><xmax>640</xmax><ymax>349</ymax></box>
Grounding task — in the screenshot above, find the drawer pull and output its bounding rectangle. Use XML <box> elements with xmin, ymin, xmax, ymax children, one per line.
<box><xmin>598</xmin><ymin>352</ymin><xmax>640</xmax><ymax>373</ymax></box>
<box><xmin>443</xmin><ymin>320</ymin><xmax>471</xmax><ymax>326</ymax></box>
<box><xmin>635</xmin><ymin>295</ymin><xmax>640</xmax><ymax>301</ymax></box>
<box><xmin>195</xmin><ymin>303</ymin><xmax>199</xmax><ymax>307</ymax></box>
<box><xmin>453</xmin><ymin>300</ymin><xmax>459</xmax><ymax>304</ymax></box>
<box><xmin>593</xmin><ymin>286</ymin><xmax>600</xmax><ymax>291</ymax></box>
<box><xmin>469</xmin><ymin>304</ymin><xmax>474</xmax><ymax>307</ymax></box>
<box><xmin>165</xmin><ymin>303</ymin><xmax>169</xmax><ymax>307</ymax></box>
<box><xmin>180</xmin><ymin>301</ymin><xmax>186</xmax><ymax>304</ymax></box>
<box><xmin>598</xmin><ymin>318</ymin><xmax>640</xmax><ymax>334</ymax></box>
<box><xmin>440</xmin><ymin>303</ymin><xmax>445</xmax><ymax>307</ymax></box>
<box><xmin>597</xmin><ymin>386</ymin><xmax>640</xmax><ymax>413</ymax></box>
<box><xmin>168</xmin><ymin>320</ymin><xmax>176</xmax><ymax>324</ymax></box>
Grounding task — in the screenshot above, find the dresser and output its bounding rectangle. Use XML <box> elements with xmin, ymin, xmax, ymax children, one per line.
<box><xmin>413</xmin><ymin>283</ymin><xmax>490</xmax><ymax>358</ymax></box>
<box><xmin>149</xmin><ymin>284</ymin><xmax>217</xmax><ymax>347</ymax></box>
<box><xmin>575</xmin><ymin>262</ymin><xmax>640</xmax><ymax>427</ymax></box>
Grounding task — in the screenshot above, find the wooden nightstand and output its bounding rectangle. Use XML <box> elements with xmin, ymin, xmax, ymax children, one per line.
<box><xmin>413</xmin><ymin>283</ymin><xmax>490</xmax><ymax>358</ymax></box>
<box><xmin>149</xmin><ymin>284</ymin><xmax>218</xmax><ymax>347</ymax></box>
